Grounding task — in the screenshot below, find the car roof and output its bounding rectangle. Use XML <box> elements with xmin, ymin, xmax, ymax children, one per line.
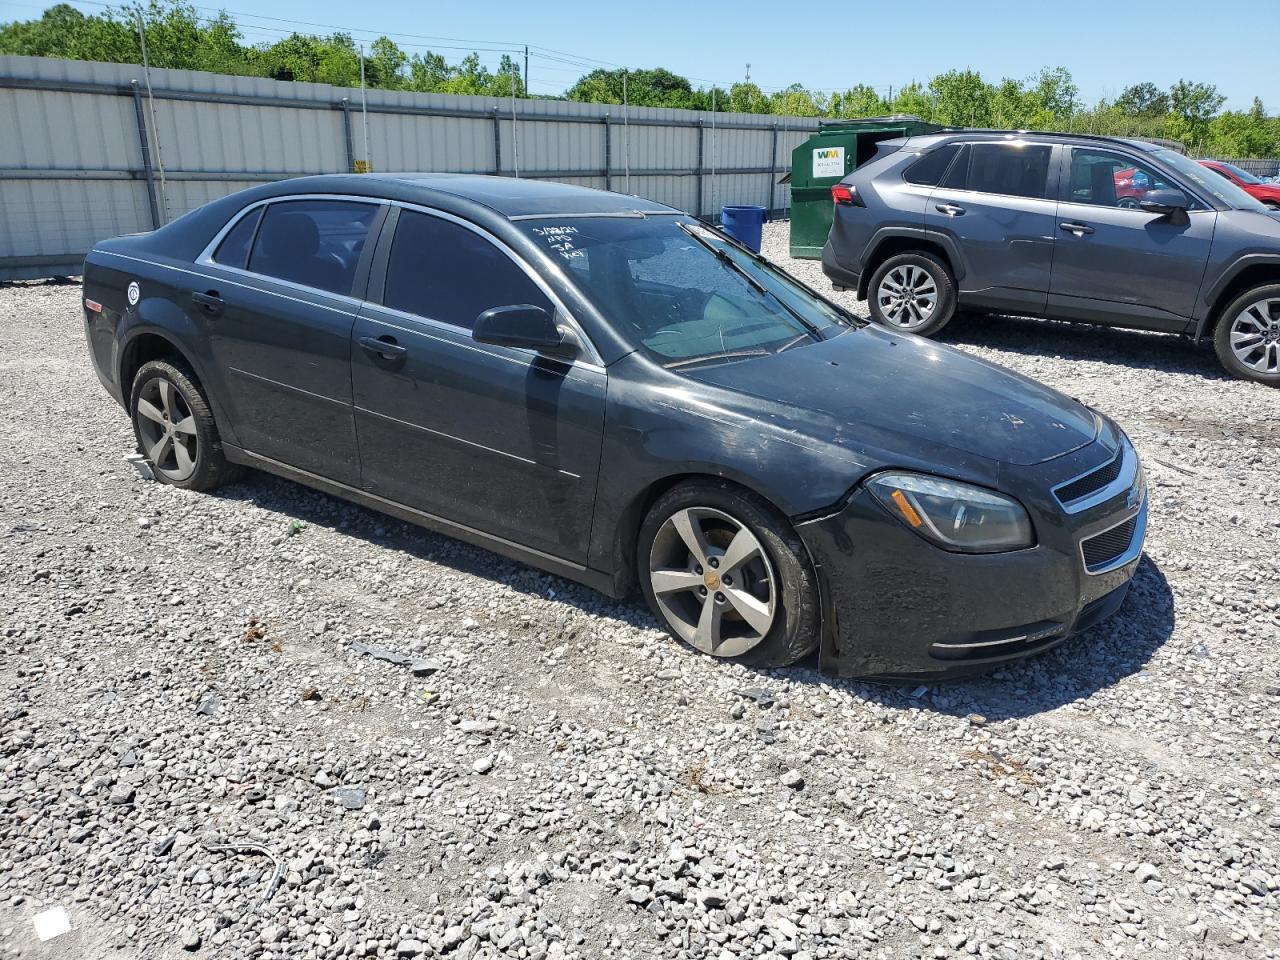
<box><xmin>254</xmin><ymin>173</ymin><xmax>678</xmax><ymax>220</ymax></box>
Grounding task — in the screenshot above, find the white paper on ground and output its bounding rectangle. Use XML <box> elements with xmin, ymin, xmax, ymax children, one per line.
<box><xmin>32</xmin><ymin>906</ymin><xmax>71</xmax><ymax>942</ymax></box>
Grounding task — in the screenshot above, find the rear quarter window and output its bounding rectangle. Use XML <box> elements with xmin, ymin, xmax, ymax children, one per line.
<box><xmin>211</xmin><ymin>207</ymin><xmax>262</xmax><ymax>269</ymax></box>
<box><xmin>902</xmin><ymin>144</ymin><xmax>960</xmax><ymax>186</ymax></box>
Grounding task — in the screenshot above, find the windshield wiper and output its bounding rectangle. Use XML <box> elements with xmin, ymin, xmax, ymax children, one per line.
<box><xmin>664</xmin><ymin>349</ymin><xmax>772</xmax><ymax>370</ymax></box>
<box><xmin>676</xmin><ymin>222</ymin><xmax>824</xmax><ymax>341</ymax></box>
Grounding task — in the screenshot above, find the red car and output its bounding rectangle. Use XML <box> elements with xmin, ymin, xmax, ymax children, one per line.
<box><xmin>1200</xmin><ymin>160</ymin><xmax>1280</xmax><ymax>210</ymax></box>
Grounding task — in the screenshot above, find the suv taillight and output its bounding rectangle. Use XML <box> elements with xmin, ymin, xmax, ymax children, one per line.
<box><xmin>831</xmin><ymin>184</ymin><xmax>864</xmax><ymax>207</ymax></box>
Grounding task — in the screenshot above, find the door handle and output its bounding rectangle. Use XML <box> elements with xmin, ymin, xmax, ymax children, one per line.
<box><xmin>191</xmin><ymin>290</ymin><xmax>224</xmax><ymax>316</ymax></box>
<box><xmin>1059</xmin><ymin>221</ymin><xmax>1095</xmax><ymax>236</ymax></box>
<box><xmin>359</xmin><ymin>335</ymin><xmax>408</xmax><ymax>361</ymax></box>
<box><xmin>935</xmin><ymin>202</ymin><xmax>966</xmax><ymax>217</ymax></box>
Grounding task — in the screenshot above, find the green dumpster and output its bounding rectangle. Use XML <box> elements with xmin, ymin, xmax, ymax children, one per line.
<box><xmin>787</xmin><ymin>116</ymin><xmax>946</xmax><ymax>259</ymax></box>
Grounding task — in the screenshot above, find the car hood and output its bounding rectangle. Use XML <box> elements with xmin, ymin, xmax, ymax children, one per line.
<box><xmin>686</xmin><ymin>325</ymin><xmax>1098</xmax><ymax>466</ymax></box>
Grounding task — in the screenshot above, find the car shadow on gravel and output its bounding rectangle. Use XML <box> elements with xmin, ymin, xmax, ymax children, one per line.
<box><xmin>777</xmin><ymin>556</ymin><xmax>1176</xmax><ymax>722</ymax></box>
<box><xmin>936</xmin><ymin>313</ymin><xmax>1229</xmax><ymax>381</ymax></box>
<box><xmin>215</xmin><ymin>474</ymin><xmax>1174</xmax><ymax>723</ymax></box>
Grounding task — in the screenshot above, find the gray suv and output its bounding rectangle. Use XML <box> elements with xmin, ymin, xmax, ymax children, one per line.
<box><xmin>822</xmin><ymin>131</ymin><xmax>1280</xmax><ymax>386</ymax></box>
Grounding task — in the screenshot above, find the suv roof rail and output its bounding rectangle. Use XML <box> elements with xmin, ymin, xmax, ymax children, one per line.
<box><xmin>918</xmin><ymin>128</ymin><xmax>1185</xmax><ymax>153</ymax></box>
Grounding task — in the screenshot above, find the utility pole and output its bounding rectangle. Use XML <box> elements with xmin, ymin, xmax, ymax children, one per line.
<box><xmin>359</xmin><ymin>44</ymin><xmax>370</xmax><ymax>172</ymax></box>
<box><xmin>523</xmin><ymin>45</ymin><xmax>528</xmax><ymax>97</ymax></box>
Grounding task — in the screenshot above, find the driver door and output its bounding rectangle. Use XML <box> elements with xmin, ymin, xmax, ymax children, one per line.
<box><xmin>351</xmin><ymin>207</ymin><xmax>606</xmax><ymax>564</ymax></box>
<box><xmin>1047</xmin><ymin>147</ymin><xmax>1215</xmax><ymax>331</ymax></box>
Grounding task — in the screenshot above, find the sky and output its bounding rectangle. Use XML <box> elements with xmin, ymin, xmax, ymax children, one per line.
<box><xmin>6</xmin><ymin>0</ymin><xmax>1269</xmax><ymax>111</ymax></box>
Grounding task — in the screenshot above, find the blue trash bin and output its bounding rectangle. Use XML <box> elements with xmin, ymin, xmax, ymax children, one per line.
<box><xmin>719</xmin><ymin>205</ymin><xmax>766</xmax><ymax>253</ymax></box>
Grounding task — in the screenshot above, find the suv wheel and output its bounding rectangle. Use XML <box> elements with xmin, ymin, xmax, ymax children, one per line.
<box><xmin>867</xmin><ymin>252</ymin><xmax>956</xmax><ymax>337</ymax></box>
<box><xmin>1213</xmin><ymin>285</ymin><xmax>1280</xmax><ymax>387</ymax></box>
<box><xmin>637</xmin><ymin>480</ymin><xmax>820</xmax><ymax>668</ymax></box>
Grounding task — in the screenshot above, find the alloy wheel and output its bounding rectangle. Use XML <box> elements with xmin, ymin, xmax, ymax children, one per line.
<box><xmin>1229</xmin><ymin>297</ymin><xmax>1280</xmax><ymax>376</ymax></box>
<box><xmin>135</xmin><ymin>377</ymin><xmax>199</xmax><ymax>482</ymax></box>
<box><xmin>876</xmin><ymin>264</ymin><xmax>938</xmax><ymax>329</ymax></box>
<box><xmin>648</xmin><ymin>507</ymin><xmax>777</xmax><ymax>657</ymax></box>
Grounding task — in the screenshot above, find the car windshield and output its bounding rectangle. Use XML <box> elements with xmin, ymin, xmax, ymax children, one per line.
<box><xmin>1155</xmin><ymin>150</ymin><xmax>1267</xmax><ymax>211</ymax></box>
<box><xmin>1215</xmin><ymin>161</ymin><xmax>1264</xmax><ymax>185</ymax></box>
<box><xmin>519</xmin><ymin>216</ymin><xmax>853</xmax><ymax>367</ymax></box>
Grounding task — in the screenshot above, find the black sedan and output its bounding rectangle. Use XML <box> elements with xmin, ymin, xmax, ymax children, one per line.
<box><xmin>81</xmin><ymin>175</ymin><xmax>1147</xmax><ymax>679</ymax></box>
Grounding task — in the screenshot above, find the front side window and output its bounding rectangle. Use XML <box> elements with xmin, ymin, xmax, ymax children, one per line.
<box><xmin>247</xmin><ymin>199</ymin><xmax>377</xmax><ymax>295</ymax></box>
<box><xmin>383</xmin><ymin>210</ymin><xmax>551</xmax><ymax>329</ymax></box>
<box><xmin>211</xmin><ymin>206</ymin><xmax>262</xmax><ymax>269</ymax></box>
<box><xmin>518</xmin><ymin>216</ymin><xmax>850</xmax><ymax>368</ymax></box>
<box><xmin>1066</xmin><ymin>150</ymin><xmax>1178</xmax><ymax>209</ymax></box>
<box><xmin>958</xmin><ymin>142</ymin><xmax>1054</xmax><ymax>199</ymax></box>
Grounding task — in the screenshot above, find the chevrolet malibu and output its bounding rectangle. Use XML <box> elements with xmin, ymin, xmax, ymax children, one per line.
<box><xmin>82</xmin><ymin>175</ymin><xmax>1147</xmax><ymax>679</ymax></box>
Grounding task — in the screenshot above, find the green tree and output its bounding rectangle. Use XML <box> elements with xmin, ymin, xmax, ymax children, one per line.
<box><xmin>1115</xmin><ymin>82</ymin><xmax>1169</xmax><ymax>118</ymax></box>
<box><xmin>726</xmin><ymin>82</ymin><xmax>769</xmax><ymax>114</ymax></box>
<box><xmin>829</xmin><ymin>84</ymin><xmax>886</xmax><ymax>119</ymax></box>
<box><xmin>929</xmin><ymin>70</ymin><xmax>993</xmax><ymax>127</ymax></box>
<box><xmin>768</xmin><ymin>84</ymin><xmax>825</xmax><ymax>117</ymax></box>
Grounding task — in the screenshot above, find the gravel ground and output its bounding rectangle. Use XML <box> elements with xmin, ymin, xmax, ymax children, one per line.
<box><xmin>1</xmin><ymin>220</ymin><xmax>1279</xmax><ymax>960</ymax></box>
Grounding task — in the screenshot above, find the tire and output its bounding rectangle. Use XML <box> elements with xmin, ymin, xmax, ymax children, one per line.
<box><xmin>129</xmin><ymin>358</ymin><xmax>244</xmax><ymax>490</ymax></box>
<box><xmin>1212</xmin><ymin>284</ymin><xmax>1280</xmax><ymax>387</ymax></box>
<box><xmin>637</xmin><ymin>479</ymin><xmax>820</xmax><ymax>668</ymax></box>
<box><xmin>867</xmin><ymin>251</ymin><xmax>956</xmax><ymax>337</ymax></box>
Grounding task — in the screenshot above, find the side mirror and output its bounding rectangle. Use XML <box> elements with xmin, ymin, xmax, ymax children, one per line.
<box><xmin>473</xmin><ymin>304</ymin><xmax>568</xmax><ymax>354</ymax></box>
<box><xmin>1139</xmin><ymin>189</ymin><xmax>1190</xmax><ymax>222</ymax></box>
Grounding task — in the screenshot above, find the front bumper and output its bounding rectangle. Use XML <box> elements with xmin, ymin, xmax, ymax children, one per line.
<box><xmin>796</xmin><ymin>441</ymin><xmax>1147</xmax><ymax>681</ymax></box>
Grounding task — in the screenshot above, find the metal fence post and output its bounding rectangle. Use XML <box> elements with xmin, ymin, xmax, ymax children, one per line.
<box><xmin>492</xmin><ymin>109</ymin><xmax>502</xmax><ymax>176</ymax></box>
<box><xmin>603</xmin><ymin>114</ymin><xmax>611</xmax><ymax>192</ymax></box>
<box><xmin>130</xmin><ymin>79</ymin><xmax>161</xmax><ymax>229</ymax></box>
<box><xmin>340</xmin><ymin>98</ymin><xmax>355</xmax><ymax>173</ymax></box>
<box><xmin>695</xmin><ymin>119</ymin><xmax>705</xmax><ymax>219</ymax></box>
<box><xmin>765</xmin><ymin>124</ymin><xmax>778</xmax><ymax>221</ymax></box>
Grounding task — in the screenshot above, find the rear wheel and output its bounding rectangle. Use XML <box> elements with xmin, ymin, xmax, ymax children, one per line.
<box><xmin>130</xmin><ymin>358</ymin><xmax>243</xmax><ymax>489</ymax></box>
<box><xmin>637</xmin><ymin>480</ymin><xmax>820</xmax><ymax>668</ymax></box>
<box><xmin>867</xmin><ymin>252</ymin><xmax>956</xmax><ymax>337</ymax></box>
<box><xmin>1213</xmin><ymin>285</ymin><xmax>1280</xmax><ymax>387</ymax></box>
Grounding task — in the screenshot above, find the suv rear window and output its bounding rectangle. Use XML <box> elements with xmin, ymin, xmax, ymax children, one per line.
<box><xmin>902</xmin><ymin>144</ymin><xmax>960</xmax><ymax>186</ymax></box>
<box><xmin>943</xmin><ymin>142</ymin><xmax>1053</xmax><ymax>199</ymax></box>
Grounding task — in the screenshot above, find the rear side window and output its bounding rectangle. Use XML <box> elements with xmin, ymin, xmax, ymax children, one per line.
<box><xmin>211</xmin><ymin>207</ymin><xmax>262</xmax><ymax>269</ymax></box>
<box><xmin>247</xmin><ymin>199</ymin><xmax>377</xmax><ymax>295</ymax></box>
<box><xmin>383</xmin><ymin>211</ymin><xmax>552</xmax><ymax>330</ymax></box>
<box><xmin>902</xmin><ymin>144</ymin><xmax>960</xmax><ymax>186</ymax></box>
<box><xmin>945</xmin><ymin>143</ymin><xmax>1053</xmax><ymax>199</ymax></box>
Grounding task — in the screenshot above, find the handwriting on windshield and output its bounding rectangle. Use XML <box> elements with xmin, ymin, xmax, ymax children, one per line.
<box><xmin>530</xmin><ymin>225</ymin><xmax>585</xmax><ymax>260</ymax></box>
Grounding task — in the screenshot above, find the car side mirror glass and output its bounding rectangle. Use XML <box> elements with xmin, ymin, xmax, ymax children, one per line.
<box><xmin>473</xmin><ymin>304</ymin><xmax>570</xmax><ymax>354</ymax></box>
<box><xmin>1139</xmin><ymin>188</ymin><xmax>1189</xmax><ymax>220</ymax></box>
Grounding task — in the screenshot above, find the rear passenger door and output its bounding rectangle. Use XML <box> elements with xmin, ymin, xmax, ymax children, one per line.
<box><xmin>197</xmin><ymin>197</ymin><xmax>383</xmax><ymax>486</ymax></box>
<box><xmin>351</xmin><ymin>207</ymin><xmax>606</xmax><ymax>564</ymax></box>
<box><xmin>926</xmin><ymin>141</ymin><xmax>1060</xmax><ymax>315</ymax></box>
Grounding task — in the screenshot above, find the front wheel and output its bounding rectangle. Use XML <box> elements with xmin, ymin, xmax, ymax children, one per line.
<box><xmin>1212</xmin><ymin>285</ymin><xmax>1280</xmax><ymax>387</ymax></box>
<box><xmin>130</xmin><ymin>358</ymin><xmax>243</xmax><ymax>489</ymax></box>
<box><xmin>867</xmin><ymin>252</ymin><xmax>956</xmax><ymax>337</ymax></box>
<box><xmin>637</xmin><ymin>480</ymin><xmax>821</xmax><ymax>668</ymax></box>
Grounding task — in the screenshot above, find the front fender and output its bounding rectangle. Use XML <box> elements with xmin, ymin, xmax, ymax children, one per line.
<box><xmin>1193</xmin><ymin>252</ymin><xmax>1280</xmax><ymax>342</ymax></box>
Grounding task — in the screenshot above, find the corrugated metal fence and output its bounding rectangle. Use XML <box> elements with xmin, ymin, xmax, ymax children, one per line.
<box><xmin>0</xmin><ymin>56</ymin><xmax>822</xmax><ymax>281</ymax></box>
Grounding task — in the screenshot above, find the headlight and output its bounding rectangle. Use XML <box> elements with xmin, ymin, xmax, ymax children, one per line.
<box><xmin>866</xmin><ymin>472</ymin><xmax>1034</xmax><ymax>554</ymax></box>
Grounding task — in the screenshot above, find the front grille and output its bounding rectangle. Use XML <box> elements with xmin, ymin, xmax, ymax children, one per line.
<box><xmin>1056</xmin><ymin>452</ymin><xmax>1123</xmax><ymax>507</ymax></box>
<box><xmin>1081</xmin><ymin>514</ymin><xmax>1139</xmax><ymax>572</ymax></box>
